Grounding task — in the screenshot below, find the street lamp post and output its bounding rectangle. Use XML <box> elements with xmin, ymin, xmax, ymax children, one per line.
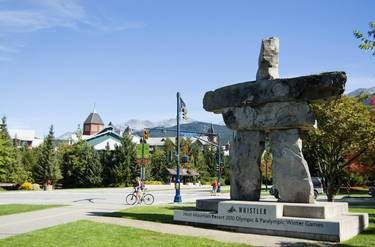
<box><xmin>174</xmin><ymin>92</ymin><xmax>182</xmax><ymax>203</ymax></box>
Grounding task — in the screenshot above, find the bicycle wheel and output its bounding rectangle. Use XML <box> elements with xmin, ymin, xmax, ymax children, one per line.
<box><xmin>143</xmin><ymin>194</ymin><xmax>154</xmax><ymax>205</ymax></box>
<box><xmin>126</xmin><ymin>194</ymin><xmax>137</xmax><ymax>205</ymax></box>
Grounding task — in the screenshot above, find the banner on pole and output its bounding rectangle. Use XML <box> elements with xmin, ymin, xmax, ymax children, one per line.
<box><xmin>136</xmin><ymin>144</ymin><xmax>150</xmax><ymax>159</ymax></box>
<box><xmin>181</xmin><ymin>133</ymin><xmax>197</xmax><ymax>137</ymax></box>
<box><xmin>136</xmin><ymin>159</ymin><xmax>150</xmax><ymax>164</ymax></box>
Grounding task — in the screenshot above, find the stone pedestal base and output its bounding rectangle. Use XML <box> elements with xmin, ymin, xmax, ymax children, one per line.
<box><xmin>174</xmin><ymin>199</ymin><xmax>368</xmax><ymax>242</ymax></box>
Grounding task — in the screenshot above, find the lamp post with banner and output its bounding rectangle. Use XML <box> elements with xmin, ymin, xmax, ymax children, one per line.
<box><xmin>174</xmin><ymin>92</ymin><xmax>186</xmax><ymax>203</ymax></box>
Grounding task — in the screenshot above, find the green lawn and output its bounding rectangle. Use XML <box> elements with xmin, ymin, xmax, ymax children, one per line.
<box><xmin>337</xmin><ymin>188</ymin><xmax>371</xmax><ymax>197</ymax></box>
<box><xmin>0</xmin><ymin>204</ymin><xmax>64</xmax><ymax>216</ymax></box>
<box><xmin>0</xmin><ymin>220</ymin><xmax>249</xmax><ymax>247</ymax></box>
<box><xmin>335</xmin><ymin>207</ymin><xmax>375</xmax><ymax>246</ymax></box>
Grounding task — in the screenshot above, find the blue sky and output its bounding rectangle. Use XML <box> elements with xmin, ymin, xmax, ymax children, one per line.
<box><xmin>1</xmin><ymin>0</ymin><xmax>374</xmax><ymax>137</ymax></box>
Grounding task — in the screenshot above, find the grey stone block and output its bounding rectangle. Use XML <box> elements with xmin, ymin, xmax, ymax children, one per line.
<box><xmin>196</xmin><ymin>198</ymin><xmax>229</xmax><ymax>212</ymax></box>
<box><xmin>174</xmin><ymin>200</ymin><xmax>369</xmax><ymax>242</ymax></box>
<box><xmin>256</xmin><ymin>37</ymin><xmax>279</xmax><ymax>80</ymax></box>
<box><xmin>230</xmin><ymin>130</ymin><xmax>265</xmax><ymax>201</ymax></box>
<box><xmin>283</xmin><ymin>202</ymin><xmax>348</xmax><ymax>219</ymax></box>
<box><xmin>222</xmin><ymin>101</ymin><xmax>316</xmax><ymax>130</ymax></box>
<box><xmin>270</xmin><ymin>129</ymin><xmax>314</xmax><ymax>203</ymax></box>
<box><xmin>203</xmin><ymin>72</ymin><xmax>346</xmax><ymax>113</ymax></box>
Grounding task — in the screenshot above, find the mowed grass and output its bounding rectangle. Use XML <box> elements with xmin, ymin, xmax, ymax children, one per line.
<box><xmin>0</xmin><ymin>204</ymin><xmax>64</xmax><ymax>216</ymax></box>
<box><xmin>335</xmin><ymin>207</ymin><xmax>375</xmax><ymax>247</ymax></box>
<box><xmin>106</xmin><ymin>204</ymin><xmax>195</xmax><ymax>224</ymax></box>
<box><xmin>0</xmin><ymin>220</ymin><xmax>249</xmax><ymax>247</ymax></box>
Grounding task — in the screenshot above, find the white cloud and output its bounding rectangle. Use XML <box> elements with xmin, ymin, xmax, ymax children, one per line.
<box><xmin>35</xmin><ymin>0</ymin><xmax>85</xmax><ymax>19</ymax></box>
<box><xmin>0</xmin><ymin>0</ymin><xmax>143</xmax><ymax>33</ymax></box>
<box><xmin>0</xmin><ymin>10</ymin><xmax>76</xmax><ymax>32</ymax></box>
<box><xmin>0</xmin><ymin>55</ymin><xmax>10</xmax><ymax>61</ymax></box>
<box><xmin>0</xmin><ymin>44</ymin><xmax>17</xmax><ymax>52</ymax></box>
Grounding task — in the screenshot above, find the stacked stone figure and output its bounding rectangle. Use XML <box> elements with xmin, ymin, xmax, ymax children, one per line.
<box><xmin>203</xmin><ymin>37</ymin><xmax>346</xmax><ymax>203</ymax></box>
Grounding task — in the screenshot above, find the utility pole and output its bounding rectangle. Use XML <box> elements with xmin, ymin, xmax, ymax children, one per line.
<box><xmin>217</xmin><ymin>135</ymin><xmax>221</xmax><ymax>192</ymax></box>
<box><xmin>141</xmin><ymin>138</ymin><xmax>145</xmax><ymax>181</ymax></box>
<box><xmin>141</xmin><ymin>129</ymin><xmax>149</xmax><ymax>181</ymax></box>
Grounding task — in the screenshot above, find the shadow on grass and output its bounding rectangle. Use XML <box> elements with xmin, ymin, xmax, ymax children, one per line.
<box><xmin>104</xmin><ymin>206</ymin><xmax>196</xmax><ymax>224</ymax></box>
<box><xmin>279</xmin><ymin>242</ymin><xmax>323</xmax><ymax>247</ymax></box>
<box><xmin>107</xmin><ymin>212</ymin><xmax>175</xmax><ymax>223</ymax></box>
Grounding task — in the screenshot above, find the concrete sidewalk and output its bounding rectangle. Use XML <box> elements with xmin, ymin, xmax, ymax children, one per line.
<box><xmin>90</xmin><ymin>216</ymin><xmax>334</xmax><ymax>247</ymax></box>
<box><xmin>0</xmin><ymin>204</ymin><xmax>127</xmax><ymax>239</ymax></box>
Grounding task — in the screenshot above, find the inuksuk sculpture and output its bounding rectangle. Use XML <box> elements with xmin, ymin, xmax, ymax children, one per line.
<box><xmin>203</xmin><ymin>37</ymin><xmax>346</xmax><ymax>203</ymax></box>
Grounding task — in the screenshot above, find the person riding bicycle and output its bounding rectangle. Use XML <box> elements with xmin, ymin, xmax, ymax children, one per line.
<box><xmin>135</xmin><ymin>176</ymin><xmax>143</xmax><ymax>205</ymax></box>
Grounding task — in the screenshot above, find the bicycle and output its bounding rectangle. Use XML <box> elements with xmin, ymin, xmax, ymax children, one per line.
<box><xmin>126</xmin><ymin>188</ymin><xmax>154</xmax><ymax>205</ymax></box>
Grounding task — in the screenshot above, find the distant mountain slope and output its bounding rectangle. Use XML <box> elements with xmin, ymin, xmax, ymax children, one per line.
<box><xmin>115</xmin><ymin>118</ymin><xmax>195</xmax><ymax>131</ymax></box>
<box><xmin>347</xmin><ymin>86</ymin><xmax>375</xmax><ymax>97</ymax></box>
<box><xmin>347</xmin><ymin>86</ymin><xmax>375</xmax><ymax>106</ymax></box>
<box><xmin>57</xmin><ymin>131</ymin><xmax>75</xmax><ymax>140</ymax></box>
<box><xmin>134</xmin><ymin>121</ymin><xmax>234</xmax><ymax>144</ymax></box>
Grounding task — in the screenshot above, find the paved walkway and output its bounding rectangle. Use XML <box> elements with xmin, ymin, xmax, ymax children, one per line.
<box><xmin>0</xmin><ymin>204</ymin><xmax>126</xmax><ymax>239</ymax></box>
<box><xmin>91</xmin><ymin>216</ymin><xmax>334</xmax><ymax>247</ymax></box>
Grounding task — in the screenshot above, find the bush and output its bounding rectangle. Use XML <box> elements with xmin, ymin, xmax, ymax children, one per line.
<box><xmin>143</xmin><ymin>180</ymin><xmax>163</xmax><ymax>185</ymax></box>
<box><xmin>32</xmin><ymin>184</ymin><xmax>42</xmax><ymax>191</ymax></box>
<box><xmin>18</xmin><ymin>182</ymin><xmax>33</xmax><ymax>190</ymax></box>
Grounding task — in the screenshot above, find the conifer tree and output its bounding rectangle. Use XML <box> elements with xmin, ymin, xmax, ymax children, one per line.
<box><xmin>33</xmin><ymin>125</ymin><xmax>62</xmax><ymax>185</ymax></box>
<box><xmin>150</xmin><ymin>147</ymin><xmax>167</xmax><ymax>182</ymax></box>
<box><xmin>203</xmin><ymin>145</ymin><xmax>217</xmax><ymax>180</ymax></box>
<box><xmin>101</xmin><ymin>142</ymin><xmax>114</xmax><ymax>186</ymax></box>
<box><xmin>0</xmin><ymin>116</ymin><xmax>31</xmax><ymax>182</ymax></box>
<box><xmin>113</xmin><ymin>134</ymin><xmax>137</xmax><ymax>186</ymax></box>
<box><xmin>0</xmin><ymin>116</ymin><xmax>19</xmax><ymax>182</ymax></box>
<box><xmin>60</xmin><ymin>126</ymin><xmax>102</xmax><ymax>187</ymax></box>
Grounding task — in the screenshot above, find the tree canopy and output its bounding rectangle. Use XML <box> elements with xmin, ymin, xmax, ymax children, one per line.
<box><xmin>354</xmin><ymin>21</ymin><xmax>375</xmax><ymax>56</ymax></box>
<box><xmin>33</xmin><ymin>125</ymin><xmax>62</xmax><ymax>184</ymax></box>
<box><xmin>303</xmin><ymin>95</ymin><xmax>375</xmax><ymax>201</ymax></box>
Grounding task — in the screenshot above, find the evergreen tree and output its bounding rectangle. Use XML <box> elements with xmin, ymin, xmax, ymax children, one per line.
<box><xmin>112</xmin><ymin>134</ymin><xmax>137</xmax><ymax>186</ymax></box>
<box><xmin>100</xmin><ymin>142</ymin><xmax>114</xmax><ymax>186</ymax></box>
<box><xmin>19</xmin><ymin>143</ymin><xmax>37</xmax><ymax>182</ymax></box>
<box><xmin>190</xmin><ymin>141</ymin><xmax>207</xmax><ymax>182</ymax></box>
<box><xmin>202</xmin><ymin>145</ymin><xmax>217</xmax><ymax>182</ymax></box>
<box><xmin>0</xmin><ymin>116</ymin><xmax>26</xmax><ymax>182</ymax></box>
<box><xmin>163</xmin><ymin>138</ymin><xmax>177</xmax><ymax>168</ymax></box>
<box><xmin>150</xmin><ymin>147</ymin><xmax>167</xmax><ymax>182</ymax></box>
<box><xmin>59</xmin><ymin>127</ymin><xmax>102</xmax><ymax>188</ymax></box>
<box><xmin>33</xmin><ymin>125</ymin><xmax>62</xmax><ymax>185</ymax></box>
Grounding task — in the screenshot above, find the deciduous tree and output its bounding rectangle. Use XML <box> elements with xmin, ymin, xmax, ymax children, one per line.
<box><xmin>354</xmin><ymin>21</ymin><xmax>375</xmax><ymax>56</ymax></box>
<box><xmin>303</xmin><ymin>95</ymin><xmax>375</xmax><ymax>201</ymax></box>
